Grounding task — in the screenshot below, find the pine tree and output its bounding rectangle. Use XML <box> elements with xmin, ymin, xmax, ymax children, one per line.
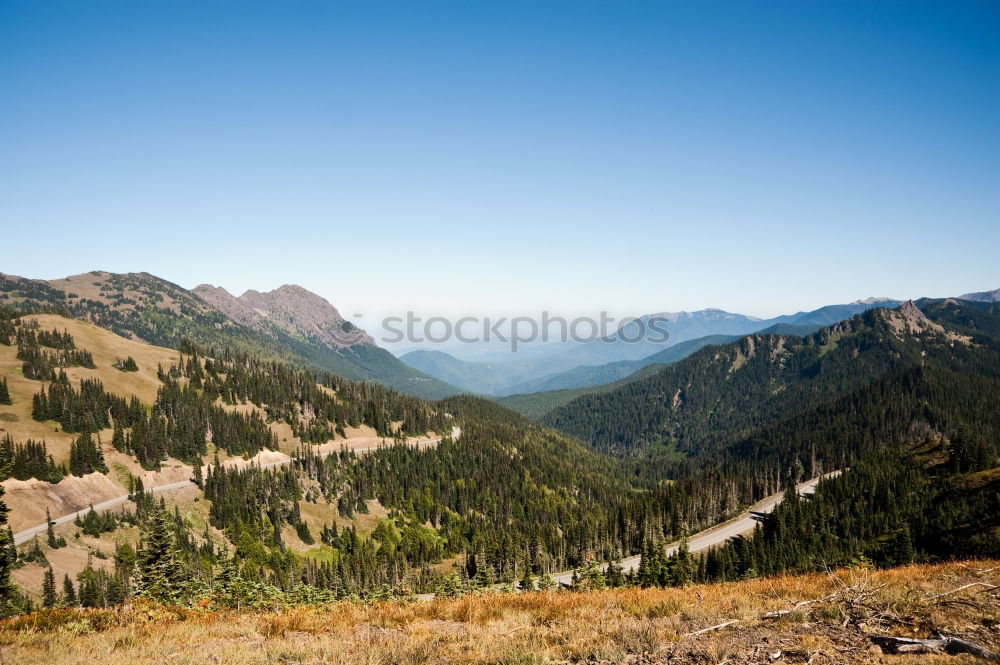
<box><xmin>31</xmin><ymin>392</ymin><xmax>48</xmax><ymax>421</ymax></box>
<box><xmin>46</xmin><ymin>507</ymin><xmax>58</xmax><ymax>548</ymax></box>
<box><xmin>0</xmin><ymin>377</ymin><xmax>11</xmax><ymax>405</ymax></box>
<box><xmin>192</xmin><ymin>459</ymin><xmax>204</xmax><ymax>488</ymax></box>
<box><xmin>890</xmin><ymin>525</ymin><xmax>916</xmax><ymax>566</ymax></box>
<box><xmin>606</xmin><ymin>559</ymin><xmax>625</xmax><ymax>587</ymax></box>
<box><xmin>0</xmin><ymin>473</ymin><xmax>15</xmax><ymax>614</ymax></box>
<box><xmin>42</xmin><ymin>567</ymin><xmax>57</xmax><ymax>608</ymax></box>
<box><xmin>4</xmin><ymin>528</ymin><xmax>15</xmax><ymax>569</ymax></box>
<box><xmin>111</xmin><ymin>424</ymin><xmax>127</xmax><ymax>453</ymax></box>
<box><xmin>62</xmin><ymin>573</ymin><xmax>76</xmax><ymax>606</ymax></box>
<box><xmin>114</xmin><ymin>357</ymin><xmax>139</xmax><ymax>372</ymax></box>
<box><xmin>670</xmin><ymin>537</ymin><xmax>693</xmax><ymax>587</ymax></box>
<box><xmin>136</xmin><ymin>509</ymin><xmax>182</xmax><ymax>603</ymax></box>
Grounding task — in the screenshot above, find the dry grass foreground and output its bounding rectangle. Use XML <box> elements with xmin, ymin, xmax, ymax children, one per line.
<box><xmin>1</xmin><ymin>561</ymin><xmax>998</xmax><ymax>665</ymax></box>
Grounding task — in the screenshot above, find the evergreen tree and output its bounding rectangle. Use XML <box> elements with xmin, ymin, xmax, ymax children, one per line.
<box><xmin>0</xmin><ymin>469</ymin><xmax>16</xmax><ymax>615</ymax></box>
<box><xmin>114</xmin><ymin>356</ymin><xmax>139</xmax><ymax>372</ymax></box>
<box><xmin>46</xmin><ymin>507</ymin><xmax>58</xmax><ymax>548</ymax></box>
<box><xmin>31</xmin><ymin>392</ymin><xmax>48</xmax><ymax>421</ymax></box>
<box><xmin>0</xmin><ymin>377</ymin><xmax>11</xmax><ymax>405</ymax></box>
<box><xmin>42</xmin><ymin>567</ymin><xmax>57</xmax><ymax>608</ymax></box>
<box><xmin>62</xmin><ymin>573</ymin><xmax>76</xmax><ymax>606</ymax></box>
<box><xmin>605</xmin><ymin>559</ymin><xmax>625</xmax><ymax>588</ymax></box>
<box><xmin>889</xmin><ymin>524</ymin><xmax>916</xmax><ymax>566</ymax></box>
<box><xmin>136</xmin><ymin>509</ymin><xmax>183</xmax><ymax>604</ymax></box>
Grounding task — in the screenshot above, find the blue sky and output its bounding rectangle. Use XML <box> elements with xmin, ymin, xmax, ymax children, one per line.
<box><xmin>2</xmin><ymin>1</ymin><xmax>998</xmax><ymax>325</ymax></box>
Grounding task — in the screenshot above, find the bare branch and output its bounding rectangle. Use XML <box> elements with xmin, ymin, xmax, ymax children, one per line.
<box><xmin>926</xmin><ymin>582</ymin><xmax>998</xmax><ymax>601</ymax></box>
<box><xmin>684</xmin><ymin>619</ymin><xmax>740</xmax><ymax>637</ymax></box>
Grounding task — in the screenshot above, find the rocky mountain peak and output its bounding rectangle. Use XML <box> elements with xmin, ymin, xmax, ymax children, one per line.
<box><xmin>193</xmin><ymin>283</ymin><xmax>374</xmax><ymax>348</ymax></box>
<box><xmin>958</xmin><ymin>288</ymin><xmax>1000</xmax><ymax>303</ymax></box>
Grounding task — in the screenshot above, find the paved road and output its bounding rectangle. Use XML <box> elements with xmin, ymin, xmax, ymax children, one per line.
<box><xmin>550</xmin><ymin>471</ymin><xmax>841</xmax><ymax>586</ymax></box>
<box><xmin>411</xmin><ymin>471</ymin><xmax>841</xmax><ymax>600</ymax></box>
<box><xmin>13</xmin><ymin>427</ymin><xmax>460</xmax><ymax>546</ymax></box>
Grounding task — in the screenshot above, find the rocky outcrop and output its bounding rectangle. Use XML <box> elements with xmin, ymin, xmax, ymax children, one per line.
<box><xmin>881</xmin><ymin>300</ymin><xmax>972</xmax><ymax>344</ymax></box>
<box><xmin>192</xmin><ymin>283</ymin><xmax>375</xmax><ymax>348</ymax></box>
<box><xmin>190</xmin><ymin>284</ymin><xmax>263</xmax><ymax>329</ymax></box>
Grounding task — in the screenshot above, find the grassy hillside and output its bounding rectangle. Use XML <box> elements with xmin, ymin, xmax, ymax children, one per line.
<box><xmin>0</xmin><ymin>271</ymin><xmax>461</xmax><ymax>400</ymax></box>
<box><xmin>1</xmin><ymin>560</ymin><xmax>996</xmax><ymax>665</ymax></box>
<box><xmin>0</xmin><ymin>314</ymin><xmax>181</xmax><ymax>462</ymax></box>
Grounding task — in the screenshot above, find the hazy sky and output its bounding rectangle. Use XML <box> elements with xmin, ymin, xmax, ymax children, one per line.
<box><xmin>2</xmin><ymin>1</ymin><xmax>998</xmax><ymax>327</ymax></box>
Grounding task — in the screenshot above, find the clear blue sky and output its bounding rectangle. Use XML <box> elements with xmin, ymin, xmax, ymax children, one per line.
<box><xmin>2</xmin><ymin>1</ymin><xmax>998</xmax><ymax>324</ymax></box>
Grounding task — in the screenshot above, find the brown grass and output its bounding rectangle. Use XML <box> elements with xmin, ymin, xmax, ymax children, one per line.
<box><xmin>1</xmin><ymin>561</ymin><xmax>996</xmax><ymax>664</ymax></box>
<box><xmin>0</xmin><ymin>314</ymin><xmax>181</xmax><ymax>463</ymax></box>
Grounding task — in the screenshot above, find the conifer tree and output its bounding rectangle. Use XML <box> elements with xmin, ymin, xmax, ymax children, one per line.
<box><xmin>0</xmin><ymin>377</ymin><xmax>11</xmax><ymax>405</ymax></box>
<box><xmin>31</xmin><ymin>392</ymin><xmax>47</xmax><ymax>421</ymax></box>
<box><xmin>42</xmin><ymin>567</ymin><xmax>57</xmax><ymax>608</ymax></box>
<box><xmin>0</xmin><ymin>471</ymin><xmax>15</xmax><ymax>613</ymax></box>
<box><xmin>46</xmin><ymin>507</ymin><xmax>58</xmax><ymax>548</ymax></box>
<box><xmin>136</xmin><ymin>509</ymin><xmax>183</xmax><ymax>603</ymax></box>
<box><xmin>62</xmin><ymin>573</ymin><xmax>76</xmax><ymax>606</ymax></box>
<box><xmin>4</xmin><ymin>528</ymin><xmax>15</xmax><ymax>569</ymax></box>
<box><xmin>537</xmin><ymin>572</ymin><xmax>556</xmax><ymax>591</ymax></box>
<box><xmin>890</xmin><ymin>525</ymin><xmax>916</xmax><ymax>566</ymax></box>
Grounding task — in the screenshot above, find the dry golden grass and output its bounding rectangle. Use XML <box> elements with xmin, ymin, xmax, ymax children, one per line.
<box><xmin>0</xmin><ymin>314</ymin><xmax>182</xmax><ymax>463</ymax></box>
<box><xmin>1</xmin><ymin>561</ymin><xmax>996</xmax><ymax>665</ymax></box>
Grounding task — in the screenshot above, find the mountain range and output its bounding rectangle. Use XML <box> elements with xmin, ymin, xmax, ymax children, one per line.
<box><xmin>400</xmin><ymin>299</ymin><xmax>902</xmax><ymax>396</ymax></box>
<box><xmin>959</xmin><ymin>287</ymin><xmax>1000</xmax><ymax>303</ymax></box>
<box><xmin>0</xmin><ymin>271</ymin><xmax>461</xmax><ymax>400</ymax></box>
<box><xmin>542</xmin><ymin>299</ymin><xmax>990</xmax><ymax>456</ymax></box>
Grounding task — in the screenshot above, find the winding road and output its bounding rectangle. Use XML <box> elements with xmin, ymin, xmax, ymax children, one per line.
<box><xmin>410</xmin><ymin>470</ymin><xmax>841</xmax><ymax>600</ymax></box>
<box><xmin>549</xmin><ymin>471</ymin><xmax>841</xmax><ymax>586</ymax></box>
<box><xmin>12</xmin><ymin>427</ymin><xmax>460</xmax><ymax>546</ymax></box>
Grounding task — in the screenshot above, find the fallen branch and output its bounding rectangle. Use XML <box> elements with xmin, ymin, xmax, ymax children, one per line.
<box><xmin>926</xmin><ymin>582</ymin><xmax>998</xmax><ymax>601</ymax></box>
<box><xmin>684</xmin><ymin>619</ymin><xmax>740</xmax><ymax>637</ymax></box>
<box><xmin>762</xmin><ymin>585</ymin><xmax>861</xmax><ymax>618</ymax></box>
<box><xmin>958</xmin><ymin>564</ymin><xmax>999</xmax><ymax>576</ymax></box>
<box><xmin>871</xmin><ymin>635</ymin><xmax>1000</xmax><ymax>662</ymax></box>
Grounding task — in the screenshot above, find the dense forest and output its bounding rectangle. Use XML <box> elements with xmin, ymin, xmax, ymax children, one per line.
<box><xmin>545</xmin><ymin>301</ymin><xmax>1000</xmax><ymax>466</ymax></box>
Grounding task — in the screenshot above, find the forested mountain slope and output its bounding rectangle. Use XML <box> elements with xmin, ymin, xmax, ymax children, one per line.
<box><xmin>544</xmin><ymin>301</ymin><xmax>997</xmax><ymax>462</ymax></box>
<box><xmin>498</xmin><ymin>325</ymin><xmax>825</xmax><ymax>419</ymax></box>
<box><xmin>543</xmin><ymin>300</ymin><xmax>1000</xmax><ymax>585</ymax></box>
<box><xmin>0</xmin><ymin>271</ymin><xmax>460</xmax><ymax>400</ymax></box>
<box><xmin>503</xmin><ymin>334</ymin><xmax>739</xmax><ymax>396</ymax></box>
